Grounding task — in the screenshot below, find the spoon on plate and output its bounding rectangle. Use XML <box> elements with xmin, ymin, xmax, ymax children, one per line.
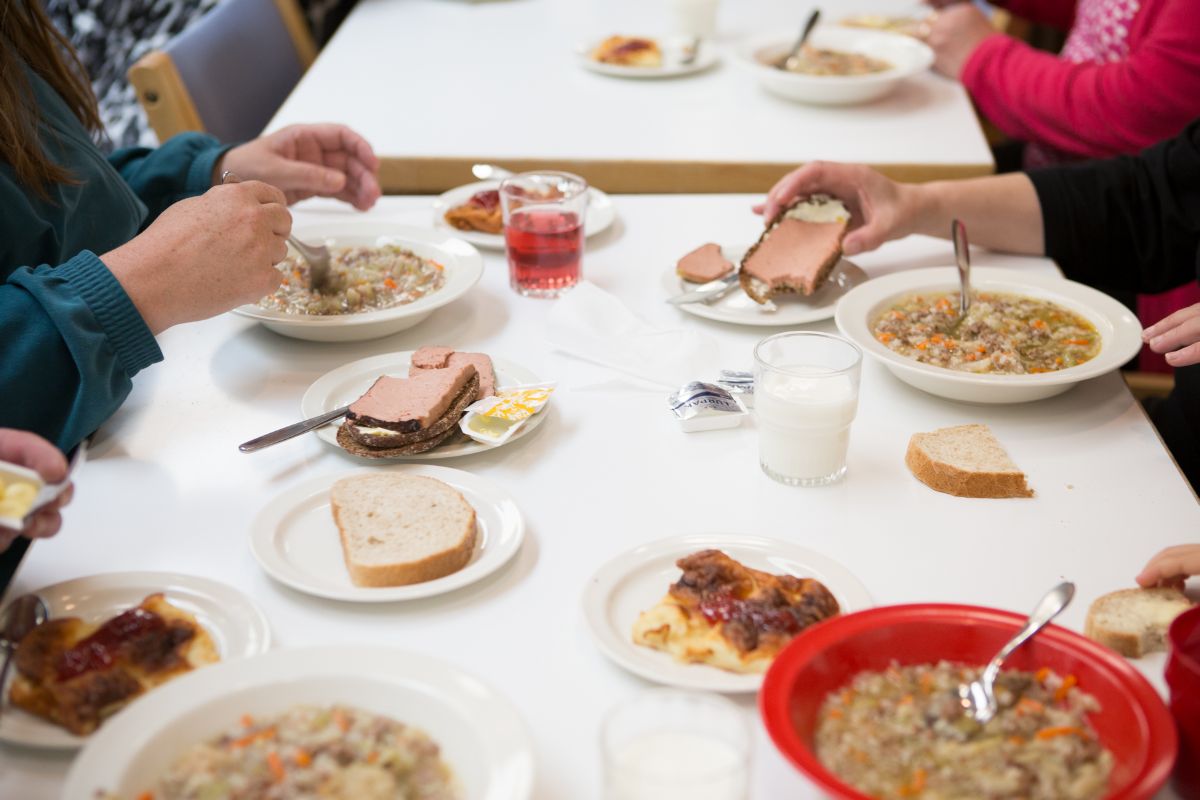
<box><xmin>779</xmin><ymin>8</ymin><xmax>821</xmax><ymax>71</ymax></box>
<box><xmin>0</xmin><ymin>594</ymin><xmax>48</xmax><ymax>718</ymax></box>
<box><xmin>958</xmin><ymin>581</ymin><xmax>1075</xmax><ymax>725</ymax></box>
<box><xmin>221</xmin><ymin>171</ymin><xmax>333</xmax><ymax>292</ymax></box>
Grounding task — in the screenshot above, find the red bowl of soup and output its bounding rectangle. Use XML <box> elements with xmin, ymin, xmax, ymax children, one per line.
<box><xmin>760</xmin><ymin>604</ymin><xmax>1176</xmax><ymax>800</ymax></box>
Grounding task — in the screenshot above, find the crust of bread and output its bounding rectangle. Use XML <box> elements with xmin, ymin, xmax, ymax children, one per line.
<box><xmin>1084</xmin><ymin>587</ymin><xmax>1195</xmax><ymax>658</ymax></box>
<box><xmin>739</xmin><ymin>197</ymin><xmax>848</xmax><ymax>304</ymax></box>
<box><xmin>331</xmin><ymin>476</ymin><xmax>477</xmax><ymax>587</ymax></box>
<box><xmin>337</xmin><ymin>374</ymin><xmax>479</xmax><ymax>454</ymax></box>
<box><xmin>905</xmin><ymin>434</ymin><xmax>1033</xmax><ymax>499</ymax></box>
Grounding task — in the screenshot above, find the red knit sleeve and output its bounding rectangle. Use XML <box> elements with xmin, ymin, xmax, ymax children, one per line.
<box><xmin>997</xmin><ymin>0</ymin><xmax>1077</xmax><ymax>31</ymax></box>
<box><xmin>961</xmin><ymin>20</ymin><xmax>1200</xmax><ymax>159</ymax></box>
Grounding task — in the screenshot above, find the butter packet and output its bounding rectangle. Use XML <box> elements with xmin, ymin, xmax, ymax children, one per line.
<box><xmin>0</xmin><ymin>442</ymin><xmax>85</xmax><ymax>530</ymax></box>
<box><xmin>459</xmin><ymin>383</ymin><xmax>556</xmax><ymax>446</ymax></box>
<box><xmin>667</xmin><ymin>381</ymin><xmax>748</xmax><ymax>432</ymax></box>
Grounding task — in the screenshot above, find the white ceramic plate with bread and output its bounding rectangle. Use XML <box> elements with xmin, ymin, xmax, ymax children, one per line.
<box><xmin>836</xmin><ymin>267</ymin><xmax>1144</xmax><ymax>403</ymax></box>
<box><xmin>0</xmin><ymin>572</ymin><xmax>270</xmax><ymax>750</ymax></box>
<box><xmin>250</xmin><ymin>465</ymin><xmax>524</xmax><ymax>602</ymax></box>
<box><xmin>302</xmin><ymin>351</ymin><xmax>547</xmax><ymax>460</ymax></box>
<box><xmin>578</xmin><ymin>36</ymin><xmax>719</xmax><ymax>79</ymax></box>
<box><xmin>232</xmin><ymin>223</ymin><xmax>483</xmax><ymax>343</ymax></box>
<box><xmin>432</xmin><ymin>182</ymin><xmax>616</xmax><ymax>250</ymax></box>
<box><xmin>665</xmin><ymin>248</ymin><xmax>868</xmax><ymax>326</ymax></box>
<box><xmin>581</xmin><ymin>534</ymin><xmax>872</xmax><ymax>693</ymax></box>
<box><xmin>64</xmin><ymin>646</ymin><xmax>534</xmax><ymax>800</ymax></box>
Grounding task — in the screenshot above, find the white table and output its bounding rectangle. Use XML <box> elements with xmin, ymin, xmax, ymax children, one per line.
<box><xmin>268</xmin><ymin>0</ymin><xmax>995</xmax><ymax>192</ymax></box>
<box><xmin>2</xmin><ymin>195</ymin><xmax>1191</xmax><ymax>799</ymax></box>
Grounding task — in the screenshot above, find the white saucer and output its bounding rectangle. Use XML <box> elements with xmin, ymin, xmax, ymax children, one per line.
<box><xmin>432</xmin><ymin>182</ymin><xmax>616</xmax><ymax>250</ymax></box>
<box><xmin>250</xmin><ymin>464</ymin><xmax>524</xmax><ymax>603</ymax></box>
<box><xmin>666</xmin><ymin>246</ymin><xmax>868</xmax><ymax>327</ymax></box>
<box><xmin>302</xmin><ymin>351</ymin><xmax>547</xmax><ymax>460</ymax></box>
<box><xmin>582</xmin><ymin>534</ymin><xmax>872</xmax><ymax>693</ymax></box>
<box><xmin>0</xmin><ymin>572</ymin><xmax>270</xmax><ymax>749</ymax></box>
<box><xmin>64</xmin><ymin>646</ymin><xmax>534</xmax><ymax>800</ymax></box>
<box><xmin>578</xmin><ymin>36</ymin><xmax>719</xmax><ymax>78</ymax></box>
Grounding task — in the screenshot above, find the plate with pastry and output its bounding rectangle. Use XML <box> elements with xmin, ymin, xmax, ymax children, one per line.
<box><xmin>582</xmin><ymin>534</ymin><xmax>871</xmax><ymax>692</ymax></box>
<box><xmin>301</xmin><ymin>347</ymin><xmax>549</xmax><ymax>459</ymax></box>
<box><xmin>579</xmin><ymin>34</ymin><xmax>718</xmax><ymax>78</ymax></box>
<box><xmin>250</xmin><ymin>464</ymin><xmax>524</xmax><ymax>602</ymax></box>
<box><xmin>665</xmin><ymin>197</ymin><xmax>869</xmax><ymax>326</ymax></box>
<box><xmin>433</xmin><ymin>181</ymin><xmax>616</xmax><ymax>250</ymax></box>
<box><xmin>0</xmin><ymin>572</ymin><xmax>269</xmax><ymax>749</ymax></box>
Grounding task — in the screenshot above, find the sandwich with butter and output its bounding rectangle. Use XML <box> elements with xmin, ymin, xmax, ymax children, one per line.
<box><xmin>740</xmin><ymin>195</ymin><xmax>850</xmax><ymax>304</ymax></box>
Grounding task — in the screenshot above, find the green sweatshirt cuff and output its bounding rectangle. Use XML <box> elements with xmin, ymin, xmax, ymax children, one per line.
<box><xmin>186</xmin><ymin>142</ymin><xmax>237</xmax><ymax>196</ymax></box>
<box><xmin>57</xmin><ymin>252</ymin><xmax>163</xmax><ymax>375</ymax></box>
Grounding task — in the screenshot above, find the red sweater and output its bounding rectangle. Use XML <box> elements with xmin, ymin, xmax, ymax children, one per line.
<box><xmin>962</xmin><ymin>0</ymin><xmax>1200</xmax><ymax>160</ymax></box>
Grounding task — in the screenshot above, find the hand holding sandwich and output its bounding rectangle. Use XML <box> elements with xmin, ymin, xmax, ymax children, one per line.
<box><xmin>756</xmin><ymin>162</ymin><xmax>1046</xmax><ymax>257</ymax></box>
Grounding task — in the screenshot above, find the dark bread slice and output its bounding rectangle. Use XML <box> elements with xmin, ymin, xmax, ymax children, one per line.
<box><xmin>337</xmin><ymin>374</ymin><xmax>479</xmax><ymax>455</ymax></box>
<box><xmin>739</xmin><ymin>196</ymin><xmax>848</xmax><ymax>305</ymax></box>
<box><xmin>337</xmin><ymin>420</ymin><xmax>465</xmax><ymax>457</ymax></box>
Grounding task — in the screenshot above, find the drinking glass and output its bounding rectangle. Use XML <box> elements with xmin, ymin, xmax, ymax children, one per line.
<box><xmin>602</xmin><ymin>689</ymin><xmax>750</xmax><ymax>800</ymax></box>
<box><xmin>500</xmin><ymin>171</ymin><xmax>588</xmax><ymax>298</ymax></box>
<box><xmin>667</xmin><ymin>0</ymin><xmax>719</xmax><ymax>37</ymax></box>
<box><xmin>753</xmin><ymin>331</ymin><xmax>863</xmax><ymax>486</ymax></box>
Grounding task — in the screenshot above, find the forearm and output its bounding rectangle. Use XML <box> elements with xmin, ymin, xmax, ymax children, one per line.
<box><xmin>903</xmin><ymin>173</ymin><xmax>1045</xmax><ymax>255</ymax></box>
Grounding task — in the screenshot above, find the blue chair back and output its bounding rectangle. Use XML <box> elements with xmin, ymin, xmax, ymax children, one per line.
<box><xmin>166</xmin><ymin>0</ymin><xmax>306</xmax><ymax>143</ymax></box>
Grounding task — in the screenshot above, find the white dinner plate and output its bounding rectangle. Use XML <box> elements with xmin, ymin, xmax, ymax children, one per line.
<box><xmin>582</xmin><ymin>534</ymin><xmax>872</xmax><ymax>693</ymax></box>
<box><xmin>665</xmin><ymin>247</ymin><xmax>869</xmax><ymax>327</ymax></box>
<box><xmin>835</xmin><ymin>266</ymin><xmax>1145</xmax><ymax>403</ymax></box>
<box><xmin>250</xmin><ymin>464</ymin><xmax>524</xmax><ymax>603</ymax></box>
<box><xmin>432</xmin><ymin>181</ymin><xmax>616</xmax><ymax>250</ymax></box>
<box><xmin>64</xmin><ymin>646</ymin><xmax>534</xmax><ymax>800</ymax></box>
<box><xmin>577</xmin><ymin>35</ymin><xmax>719</xmax><ymax>79</ymax></box>
<box><xmin>302</xmin><ymin>351</ymin><xmax>547</xmax><ymax>460</ymax></box>
<box><xmin>232</xmin><ymin>223</ymin><xmax>483</xmax><ymax>342</ymax></box>
<box><xmin>0</xmin><ymin>572</ymin><xmax>270</xmax><ymax>750</ymax></box>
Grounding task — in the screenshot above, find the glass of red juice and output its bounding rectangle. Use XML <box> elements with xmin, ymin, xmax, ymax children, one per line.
<box><xmin>500</xmin><ymin>171</ymin><xmax>589</xmax><ymax>298</ymax></box>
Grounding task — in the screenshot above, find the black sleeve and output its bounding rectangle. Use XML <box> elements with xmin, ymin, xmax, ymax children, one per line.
<box><xmin>1027</xmin><ymin>119</ymin><xmax>1200</xmax><ymax>296</ymax></box>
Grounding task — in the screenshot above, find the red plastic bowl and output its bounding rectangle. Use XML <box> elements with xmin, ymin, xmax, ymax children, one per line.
<box><xmin>760</xmin><ymin>604</ymin><xmax>1177</xmax><ymax>800</ymax></box>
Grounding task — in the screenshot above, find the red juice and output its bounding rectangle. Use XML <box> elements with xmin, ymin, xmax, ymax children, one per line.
<box><xmin>505</xmin><ymin>208</ymin><xmax>583</xmax><ymax>297</ymax></box>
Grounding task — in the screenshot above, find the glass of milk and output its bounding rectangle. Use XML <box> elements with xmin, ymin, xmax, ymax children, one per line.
<box><xmin>602</xmin><ymin>689</ymin><xmax>750</xmax><ymax>800</ymax></box>
<box><xmin>666</xmin><ymin>0</ymin><xmax>719</xmax><ymax>37</ymax></box>
<box><xmin>753</xmin><ymin>331</ymin><xmax>863</xmax><ymax>486</ymax></box>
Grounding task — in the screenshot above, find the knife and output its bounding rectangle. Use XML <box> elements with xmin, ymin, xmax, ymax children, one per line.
<box><xmin>666</xmin><ymin>273</ymin><xmax>742</xmax><ymax>305</ymax></box>
<box><xmin>239</xmin><ymin>405</ymin><xmax>350</xmax><ymax>453</ymax></box>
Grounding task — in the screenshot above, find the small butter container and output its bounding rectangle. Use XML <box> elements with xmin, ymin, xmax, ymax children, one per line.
<box><xmin>667</xmin><ymin>381</ymin><xmax>748</xmax><ymax>432</ymax></box>
<box><xmin>0</xmin><ymin>461</ymin><xmax>47</xmax><ymax>530</ymax></box>
<box><xmin>717</xmin><ymin>369</ymin><xmax>754</xmax><ymax>408</ymax></box>
<box><xmin>459</xmin><ymin>383</ymin><xmax>556</xmax><ymax>446</ymax></box>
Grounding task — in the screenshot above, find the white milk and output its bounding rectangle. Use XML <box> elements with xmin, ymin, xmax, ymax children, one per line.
<box><xmin>666</xmin><ymin>0</ymin><xmax>719</xmax><ymax>37</ymax></box>
<box><xmin>756</xmin><ymin>368</ymin><xmax>858</xmax><ymax>483</ymax></box>
<box><xmin>607</xmin><ymin>731</ymin><xmax>747</xmax><ymax>800</ymax></box>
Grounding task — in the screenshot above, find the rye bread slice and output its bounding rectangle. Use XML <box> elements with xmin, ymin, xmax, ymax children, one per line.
<box><xmin>337</xmin><ymin>374</ymin><xmax>479</xmax><ymax>455</ymax></box>
<box><xmin>740</xmin><ymin>195</ymin><xmax>849</xmax><ymax>304</ymax></box>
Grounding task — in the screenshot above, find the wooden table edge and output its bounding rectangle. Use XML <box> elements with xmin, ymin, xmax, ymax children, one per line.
<box><xmin>381</xmin><ymin>157</ymin><xmax>996</xmax><ymax>195</ymax></box>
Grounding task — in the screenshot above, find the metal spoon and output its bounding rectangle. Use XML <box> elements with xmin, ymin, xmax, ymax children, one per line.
<box><xmin>779</xmin><ymin>8</ymin><xmax>821</xmax><ymax>72</ymax></box>
<box><xmin>220</xmin><ymin>171</ymin><xmax>333</xmax><ymax>292</ymax></box>
<box><xmin>471</xmin><ymin>164</ymin><xmax>515</xmax><ymax>182</ymax></box>
<box><xmin>952</xmin><ymin>218</ymin><xmax>971</xmax><ymax>318</ymax></box>
<box><xmin>679</xmin><ymin>36</ymin><xmax>703</xmax><ymax>66</ymax></box>
<box><xmin>0</xmin><ymin>594</ymin><xmax>48</xmax><ymax>717</ymax></box>
<box><xmin>958</xmin><ymin>582</ymin><xmax>1075</xmax><ymax>725</ymax></box>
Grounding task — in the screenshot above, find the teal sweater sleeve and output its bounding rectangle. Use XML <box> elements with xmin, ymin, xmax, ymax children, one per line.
<box><xmin>108</xmin><ymin>132</ymin><xmax>233</xmax><ymax>222</ymax></box>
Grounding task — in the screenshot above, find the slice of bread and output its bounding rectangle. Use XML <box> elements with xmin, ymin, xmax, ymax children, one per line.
<box><xmin>331</xmin><ymin>474</ymin><xmax>477</xmax><ymax>587</ymax></box>
<box><xmin>905</xmin><ymin>423</ymin><xmax>1033</xmax><ymax>498</ymax></box>
<box><xmin>1085</xmin><ymin>587</ymin><xmax>1195</xmax><ymax>658</ymax></box>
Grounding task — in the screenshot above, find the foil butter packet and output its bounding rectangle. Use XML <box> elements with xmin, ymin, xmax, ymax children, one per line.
<box><xmin>667</xmin><ymin>381</ymin><xmax>748</xmax><ymax>433</ymax></box>
<box><xmin>717</xmin><ymin>369</ymin><xmax>754</xmax><ymax>408</ymax></box>
<box><xmin>459</xmin><ymin>383</ymin><xmax>556</xmax><ymax>446</ymax></box>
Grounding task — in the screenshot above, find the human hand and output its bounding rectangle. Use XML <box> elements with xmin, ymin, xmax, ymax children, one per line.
<box><xmin>101</xmin><ymin>181</ymin><xmax>290</xmax><ymax>334</ymax></box>
<box><xmin>923</xmin><ymin>4</ymin><xmax>997</xmax><ymax>79</ymax></box>
<box><xmin>0</xmin><ymin>430</ymin><xmax>72</xmax><ymax>553</ymax></box>
<box><xmin>1136</xmin><ymin>544</ymin><xmax>1200</xmax><ymax>589</ymax></box>
<box><xmin>1143</xmin><ymin>304</ymin><xmax>1200</xmax><ymax>367</ymax></box>
<box><xmin>753</xmin><ymin>162</ymin><xmax>920</xmax><ymax>256</ymax></box>
<box><xmin>217</xmin><ymin>124</ymin><xmax>382</xmax><ymax>210</ymax></box>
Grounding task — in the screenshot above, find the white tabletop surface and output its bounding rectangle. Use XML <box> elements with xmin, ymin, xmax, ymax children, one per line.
<box><xmin>268</xmin><ymin>0</ymin><xmax>993</xmax><ymax>188</ymax></box>
<box><xmin>2</xmin><ymin>194</ymin><xmax>1191</xmax><ymax>799</ymax></box>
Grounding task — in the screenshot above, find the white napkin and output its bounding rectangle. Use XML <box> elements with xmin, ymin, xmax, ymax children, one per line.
<box><xmin>545</xmin><ymin>281</ymin><xmax>717</xmax><ymax>389</ymax></box>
